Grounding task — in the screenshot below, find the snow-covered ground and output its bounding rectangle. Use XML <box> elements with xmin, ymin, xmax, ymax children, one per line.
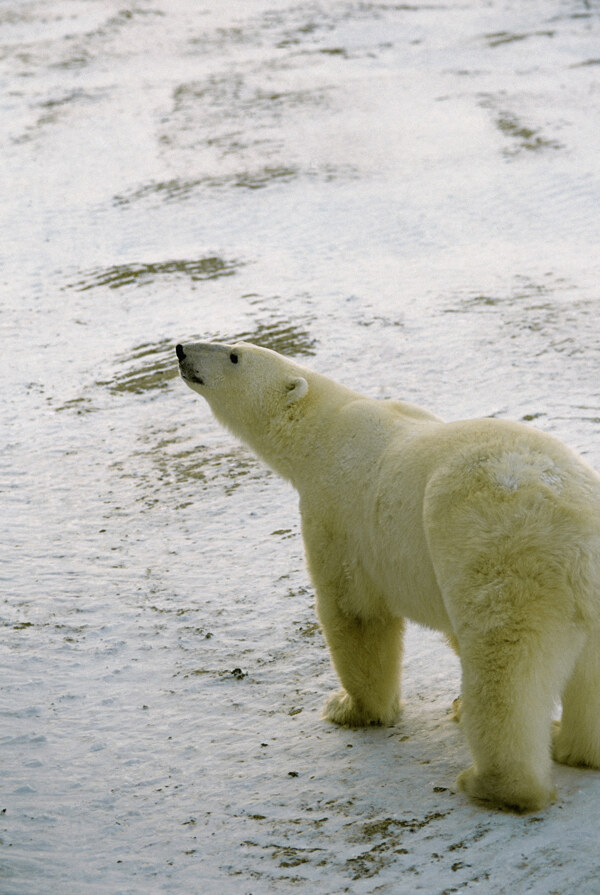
<box><xmin>1</xmin><ymin>0</ymin><xmax>600</xmax><ymax>891</ymax></box>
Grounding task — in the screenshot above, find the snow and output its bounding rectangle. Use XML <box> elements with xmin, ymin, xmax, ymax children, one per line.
<box><xmin>1</xmin><ymin>0</ymin><xmax>600</xmax><ymax>891</ymax></box>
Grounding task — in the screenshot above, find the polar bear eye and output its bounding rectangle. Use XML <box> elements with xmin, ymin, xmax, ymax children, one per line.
<box><xmin>230</xmin><ymin>352</ymin><xmax>239</xmax><ymax>364</ymax></box>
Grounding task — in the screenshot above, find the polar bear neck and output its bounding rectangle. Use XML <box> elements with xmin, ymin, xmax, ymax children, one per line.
<box><xmin>236</xmin><ymin>372</ymin><xmax>401</xmax><ymax>493</ymax></box>
<box><xmin>235</xmin><ymin>370</ymin><xmax>363</xmax><ymax>488</ymax></box>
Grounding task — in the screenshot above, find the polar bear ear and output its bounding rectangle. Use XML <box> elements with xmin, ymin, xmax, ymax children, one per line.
<box><xmin>285</xmin><ymin>377</ymin><xmax>309</xmax><ymax>404</ymax></box>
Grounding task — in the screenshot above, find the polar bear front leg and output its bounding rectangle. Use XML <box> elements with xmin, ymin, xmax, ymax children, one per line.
<box><xmin>316</xmin><ymin>596</ymin><xmax>404</xmax><ymax>728</ymax></box>
<box><xmin>301</xmin><ymin>515</ymin><xmax>404</xmax><ymax>727</ymax></box>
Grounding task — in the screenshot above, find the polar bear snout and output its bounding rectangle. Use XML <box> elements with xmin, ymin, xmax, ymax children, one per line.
<box><xmin>176</xmin><ymin>340</ymin><xmax>236</xmax><ymax>387</ymax></box>
<box><xmin>176</xmin><ymin>341</ymin><xmax>242</xmax><ymax>378</ymax></box>
<box><xmin>175</xmin><ymin>342</ymin><xmax>205</xmax><ymax>386</ymax></box>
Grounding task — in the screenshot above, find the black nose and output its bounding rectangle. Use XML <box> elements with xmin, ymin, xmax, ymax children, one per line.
<box><xmin>176</xmin><ymin>344</ymin><xmax>186</xmax><ymax>362</ymax></box>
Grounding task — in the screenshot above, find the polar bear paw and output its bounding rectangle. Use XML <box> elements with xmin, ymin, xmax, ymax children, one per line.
<box><xmin>450</xmin><ymin>696</ymin><xmax>462</xmax><ymax>722</ymax></box>
<box><xmin>322</xmin><ymin>689</ymin><xmax>400</xmax><ymax>728</ymax></box>
<box><xmin>552</xmin><ymin>720</ymin><xmax>600</xmax><ymax>769</ymax></box>
<box><xmin>456</xmin><ymin>765</ymin><xmax>555</xmax><ymax>813</ymax></box>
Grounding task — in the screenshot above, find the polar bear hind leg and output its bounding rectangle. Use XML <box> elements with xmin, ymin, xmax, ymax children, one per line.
<box><xmin>455</xmin><ymin>617</ymin><xmax>584</xmax><ymax>812</ymax></box>
<box><xmin>318</xmin><ymin>598</ymin><xmax>404</xmax><ymax>727</ymax></box>
<box><xmin>553</xmin><ymin>629</ymin><xmax>600</xmax><ymax>769</ymax></box>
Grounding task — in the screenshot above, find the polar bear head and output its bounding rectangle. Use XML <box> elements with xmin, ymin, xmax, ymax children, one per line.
<box><xmin>176</xmin><ymin>341</ymin><xmax>310</xmax><ymax>472</ymax></box>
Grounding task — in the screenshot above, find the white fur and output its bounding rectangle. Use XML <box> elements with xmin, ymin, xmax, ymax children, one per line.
<box><xmin>177</xmin><ymin>341</ymin><xmax>600</xmax><ymax>811</ymax></box>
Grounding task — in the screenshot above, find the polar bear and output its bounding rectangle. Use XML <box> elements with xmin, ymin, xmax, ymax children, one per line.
<box><xmin>176</xmin><ymin>340</ymin><xmax>600</xmax><ymax>811</ymax></box>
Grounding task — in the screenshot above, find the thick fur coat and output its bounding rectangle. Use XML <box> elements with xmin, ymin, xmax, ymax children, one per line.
<box><xmin>176</xmin><ymin>340</ymin><xmax>600</xmax><ymax>811</ymax></box>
